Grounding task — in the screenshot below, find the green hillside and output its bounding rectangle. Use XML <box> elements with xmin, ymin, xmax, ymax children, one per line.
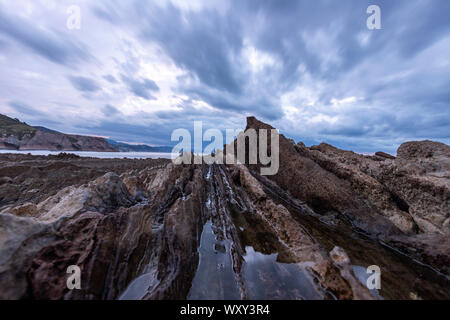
<box><xmin>0</xmin><ymin>114</ymin><xmax>36</xmax><ymax>140</ymax></box>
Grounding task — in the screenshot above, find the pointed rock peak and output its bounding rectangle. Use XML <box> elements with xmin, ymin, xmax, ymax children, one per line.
<box><xmin>246</xmin><ymin>116</ymin><xmax>275</xmax><ymax>131</ymax></box>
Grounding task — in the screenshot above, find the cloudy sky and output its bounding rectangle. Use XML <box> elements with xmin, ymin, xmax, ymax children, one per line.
<box><xmin>0</xmin><ymin>0</ymin><xmax>449</xmax><ymax>153</ymax></box>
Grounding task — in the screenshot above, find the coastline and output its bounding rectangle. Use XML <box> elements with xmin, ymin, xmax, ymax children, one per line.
<box><xmin>0</xmin><ymin>149</ymin><xmax>174</xmax><ymax>159</ymax></box>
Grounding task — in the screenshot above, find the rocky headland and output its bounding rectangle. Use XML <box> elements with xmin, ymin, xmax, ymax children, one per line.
<box><xmin>0</xmin><ymin>114</ymin><xmax>116</xmax><ymax>152</ymax></box>
<box><xmin>0</xmin><ymin>117</ymin><xmax>448</xmax><ymax>300</ymax></box>
<box><xmin>0</xmin><ymin>114</ymin><xmax>171</xmax><ymax>152</ymax></box>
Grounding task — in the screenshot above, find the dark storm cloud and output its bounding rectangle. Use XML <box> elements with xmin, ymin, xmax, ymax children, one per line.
<box><xmin>95</xmin><ymin>1</ymin><xmax>287</xmax><ymax>120</ymax></box>
<box><xmin>103</xmin><ymin>74</ymin><xmax>118</xmax><ymax>84</ymax></box>
<box><xmin>0</xmin><ymin>5</ymin><xmax>90</xmax><ymax>66</ymax></box>
<box><xmin>94</xmin><ymin>2</ymin><xmax>244</xmax><ymax>95</ymax></box>
<box><xmin>183</xmin><ymin>86</ymin><xmax>283</xmax><ymax>121</ymax></box>
<box><xmin>89</xmin><ymin>0</ymin><xmax>450</xmax><ymax>150</ymax></box>
<box><xmin>8</xmin><ymin>101</ymin><xmax>44</xmax><ymax>116</ymax></box>
<box><xmin>80</xmin><ymin>120</ymin><xmax>176</xmax><ymax>146</ymax></box>
<box><xmin>141</xmin><ymin>5</ymin><xmax>243</xmax><ymax>95</ymax></box>
<box><xmin>92</xmin><ymin>5</ymin><xmax>122</xmax><ymax>25</ymax></box>
<box><xmin>68</xmin><ymin>76</ymin><xmax>101</xmax><ymax>93</ymax></box>
<box><xmin>102</xmin><ymin>104</ymin><xmax>120</xmax><ymax>116</ymax></box>
<box><xmin>83</xmin><ymin>113</ymin><xmax>242</xmax><ymax>147</ymax></box>
<box><xmin>1</xmin><ymin>1</ymin><xmax>449</xmax><ymax>152</ymax></box>
<box><xmin>0</xmin><ymin>38</ymin><xmax>8</xmax><ymax>50</ymax></box>
<box><xmin>393</xmin><ymin>1</ymin><xmax>450</xmax><ymax>58</ymax></box>
<box><xmin>120</xmin><ymin>75</ymin><xmax>160</xmax><ymax>100</ymax></box>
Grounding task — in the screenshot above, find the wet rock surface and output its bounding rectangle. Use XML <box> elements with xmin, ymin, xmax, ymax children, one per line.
<box><xmin>244</xmin><ymin>117</ymin><xmax>449</xmax><ymax>273</ymax></box>
<box><xmin>0</xmin><ymin>117</ymin><xmax>449</xmax><ymax>300</ymax></box>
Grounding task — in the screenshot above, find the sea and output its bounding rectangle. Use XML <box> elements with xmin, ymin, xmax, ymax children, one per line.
<box><xmin>0</xmin><ymin>149</ymin><xmax>174</xmax><ymax>159</ymax></box>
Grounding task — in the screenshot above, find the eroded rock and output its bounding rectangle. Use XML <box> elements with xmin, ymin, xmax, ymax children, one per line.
<box><xmin>0</xmin><ymin>118</ymin><xmax>448</xmax><ymax>300</ymax></box>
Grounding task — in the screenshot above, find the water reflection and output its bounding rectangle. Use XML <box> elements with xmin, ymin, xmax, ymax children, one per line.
<box><xmin>187</xmin><ymin>221</ymin><xmax>241</xmax><ymax>300</ymax></box>
<box><xmin>242</xmin><ymin>246</ymin><xmax>323</xmax><ymax>300</ymax></box>
<box><xmin>188</xmin><ymin>219</ymin><xmax>324</xmax><ymax>300</ymax></box>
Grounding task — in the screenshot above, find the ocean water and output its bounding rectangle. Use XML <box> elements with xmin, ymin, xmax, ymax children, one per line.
<box><xmin>0</xmin><ymin>149</ymin><xmax>174</xmax><ymax>159</ymax></box>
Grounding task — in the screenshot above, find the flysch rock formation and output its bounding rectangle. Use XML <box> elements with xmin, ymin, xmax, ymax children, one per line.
<box><xmin>0</xmin><ymin>117</ymin><xmax>448</xmax><ymax>300</ymax></box>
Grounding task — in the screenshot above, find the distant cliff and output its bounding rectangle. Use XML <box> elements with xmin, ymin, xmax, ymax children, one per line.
<box><xmin>0</xmin><ymin>114</ymin><xmax>173</xmax><ymax>152</ymax></box>
<box><xmin>0</xmin><ymin>114</ymin><xmax>116</xmax><ymax>152</ymax></box>
<box><xmin>106</xmin><ymin>139</ymin><xmax>173</xmax><ymax>153</ymax></box>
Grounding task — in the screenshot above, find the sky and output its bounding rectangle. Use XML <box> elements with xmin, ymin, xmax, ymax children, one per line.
<box><xmin>0</xmin><ymin>0</ymin><xmax>449</xmax><ymax>153</ymax></box>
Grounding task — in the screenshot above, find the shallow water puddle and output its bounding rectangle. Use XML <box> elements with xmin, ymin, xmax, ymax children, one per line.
<box><xmin>242</xmin><ymin>246</ymin><xmax>323</xmax><ymax>300</ymax></box>
<box><xmin>187</xmin><ymin>221</ymin><xmax>241</xmax><ymax>299</ymax></box>
<box><xmin>188</xmin><ymin>219</ymin><xmax>324</xmax><ymax>300</ymax></box>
